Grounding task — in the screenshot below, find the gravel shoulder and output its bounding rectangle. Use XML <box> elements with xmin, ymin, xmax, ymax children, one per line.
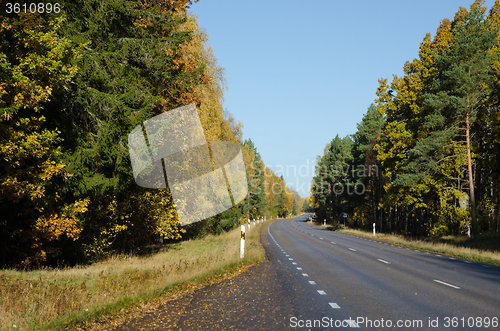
<box><xmin>106</xmin><ymin>221</ymin><xmax>295</xmax><ymax>331</ymax></box>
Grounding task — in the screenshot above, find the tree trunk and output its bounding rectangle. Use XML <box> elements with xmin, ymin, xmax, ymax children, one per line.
<box><xmin>389</xmin><ymin>207</ymin><xmax>392</xmax><ymax>232</ymax></box>
<box><xmin>426</xmin><ymin>206</ymin><xmax>430</xmax><ymax>237</ymax></box>
<box><xmin>404</xmin><ymin>206</ymin><xmax>408</xmax><ymax>233</ymax></box>
<box><xmin>495</xmin><ymin>181</ymin><xmax>499</xmax><ymax>233</ymax></box>
<box><xmin>379</xmin><ymin>161</ymin><xmax>383</xmax><ymax>233</ymax></box>
<box><xmin>466</xmin><ymin>109</ymin><xmax>478</xmax><ymax>235</ymax></box>
<box><xmin>371</xmin><ymin>177</ymin><xmax>376</xmax><ymax>228</ymax></box>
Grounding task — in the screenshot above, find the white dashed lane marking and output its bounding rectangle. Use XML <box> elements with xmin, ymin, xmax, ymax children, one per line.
<box><xmin>434</xmin><ymin>279</ymin><xmax>460</xmax><ymax>289</ymax></box>
<box><xmin>309</xmin><ymin>281</ymin><xmax>316</xmax><ymax>285</ymax></box>
<box><xmin>329</xmin><ymin>302</ymin><xmax>341</xmax><ymax>309</ymax></box>
<box><xmin>344</xmin><ymin>320</ymin><xmax>360</xmax><ymax>328</ymax></box>
<box><xmin>349</xmin><ymin>248</ymin><xmax>357</xmax><ymax>252</ymax></box>
<box><xmin>317</xmin><ymin>290</ymin><xmax>327</xmax><ymax>295</ymax></box>
<box><xmin>378</xmin><ymin>259</ymin><xmax>391</xmax><ymax>264</ymax></box>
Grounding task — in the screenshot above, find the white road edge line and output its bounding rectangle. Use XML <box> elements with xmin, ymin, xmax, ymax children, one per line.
<box><xmin>378</xmin><ymin>259</ymin><xmax>391</xmax><ymax>264</ymax></box>
<box><xmin>434</xmin><ymin>279</ymin><xmax>460</xmax><ymax>289</ymax></box>
<box><xmin>349</xmin><ymin>248</ymin><xmax>357</xmax><ymax>252</ymax></box>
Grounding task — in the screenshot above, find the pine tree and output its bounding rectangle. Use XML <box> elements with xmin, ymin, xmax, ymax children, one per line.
<box><xmin>420</xmin><ymin>2</ymin><xmax>498</xmax><ymax>235</ymax></box>
<box><xmin>352</xmin><ymin>104</ymin><xmax>385</xmax><ymax>229</ymax></box>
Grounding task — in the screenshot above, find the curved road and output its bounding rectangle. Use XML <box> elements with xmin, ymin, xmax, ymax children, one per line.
<box><xmin>266</xmin><ymin>214</ymin><xmax>500</xmax><ymax>330</ymax></box>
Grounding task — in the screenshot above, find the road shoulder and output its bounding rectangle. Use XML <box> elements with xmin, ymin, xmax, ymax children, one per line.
<box><xmin>104</xmin><ymin>221</ymin><xmax>294</xmax><ymax>330</ymax></box>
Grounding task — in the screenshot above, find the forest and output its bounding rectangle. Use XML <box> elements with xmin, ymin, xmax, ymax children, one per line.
<box><xmin>311</xmin><ymin>0</ymin><xmax>500</xmax><ymax>239</ymax></box>
<box><xmin>0</xmin><ymin>0</ymin><xmax>302</xmax><ymax>269</ymax></box>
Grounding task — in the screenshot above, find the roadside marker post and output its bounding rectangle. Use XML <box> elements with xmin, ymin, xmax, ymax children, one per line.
<box><xmin>240</xmin><ymin>225</ymin><xmax>245</xmax><ymax>258</ymax></box>
<box><xmin>373</xmin><ymin>223</ymin><xmax>376</xmax><ymax>236</ymax></box>
<box><xmin>324</xmin><ymin>219</ymin><xmax>326</xmax><ymax>226</ymax></box>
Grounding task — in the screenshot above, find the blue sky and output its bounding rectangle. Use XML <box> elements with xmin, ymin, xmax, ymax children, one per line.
<box><xmin>189</xmin><ymin>0</ymin><xmax>495</xmax><ymax>198</ymax></box>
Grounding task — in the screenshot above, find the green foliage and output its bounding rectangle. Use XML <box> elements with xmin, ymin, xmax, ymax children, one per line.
<box><xmin>312</xmin><ymin>2</ymin><xmax>500</xmax><ymax>237</ymax></box>
<box><xmin>0</xmin><ymin>0</ymin><xmax>293</xmax><ymax>267</ymax></box>
<box><xmin>0</xmin><ymin>0</ymin><xmax>261</xmax><ymax>268</ymax></box>
<box><xmin>0</xmin><ymin>11</ymin><xmax>88</xmax><ymax>268</ymax></box>
<box><xmin>373</xmin><ymin>0</ymin><xmax>500</xmax><ymax>236</ymax></box>
<box><xmin>311</xmin><ymin>134</ymin><xmax>356</xmax><ymax>222</ymax></box>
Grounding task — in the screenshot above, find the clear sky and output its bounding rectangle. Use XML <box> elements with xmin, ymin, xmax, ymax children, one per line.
<box><xmin>189</xmin><ymin>0</ymin><xmax>496</xmax><ymax>198</ymax></box>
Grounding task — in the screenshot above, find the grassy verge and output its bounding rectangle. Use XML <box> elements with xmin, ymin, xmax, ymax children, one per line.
<box><xmin>0</xmin><ymin>221</ymin><xmax>267</xmax><ymax>331</ymax></box>
<box><xmin>316</xmin><ymin>225</ymin><xmax>500</xmax><ymax>266</ymax></box>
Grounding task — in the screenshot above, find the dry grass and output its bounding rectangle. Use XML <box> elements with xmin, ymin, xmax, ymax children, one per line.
<box><xmin>331</xmin><ymin>227</ymin><xmax>500</xmax><ymax>265</ymax></box>
<box><xmin>0</xmin><ymin>221</ymin><xmax>266</xmax><ymax>331</ymax></box>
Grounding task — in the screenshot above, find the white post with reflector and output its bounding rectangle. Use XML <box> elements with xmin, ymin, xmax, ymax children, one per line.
<box><xmin>240</xmin><ymin>225</ymin><xmax>245</xmax><ymax>259</ymax></box>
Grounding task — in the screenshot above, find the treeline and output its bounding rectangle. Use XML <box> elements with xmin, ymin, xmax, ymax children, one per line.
<box><xmin>312</xmin><ymin>0</ymin><xmax>500</xmax><ymax>237</ymax></box>
<box><xmin>240</xmin><ymin>139</ymin><xmax>303</xmax><ymax>222</ymax></box>
<box><xmin>0</xmin><ymin>0</ymin><xmax>300</xmax><ymax>269</ymax></box>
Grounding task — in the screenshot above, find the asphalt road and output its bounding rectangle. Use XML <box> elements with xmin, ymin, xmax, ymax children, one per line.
<box><xmin>267</xmin><ymin>214</ymin><xmax>500</xmax><ymax>330</ymax></box>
